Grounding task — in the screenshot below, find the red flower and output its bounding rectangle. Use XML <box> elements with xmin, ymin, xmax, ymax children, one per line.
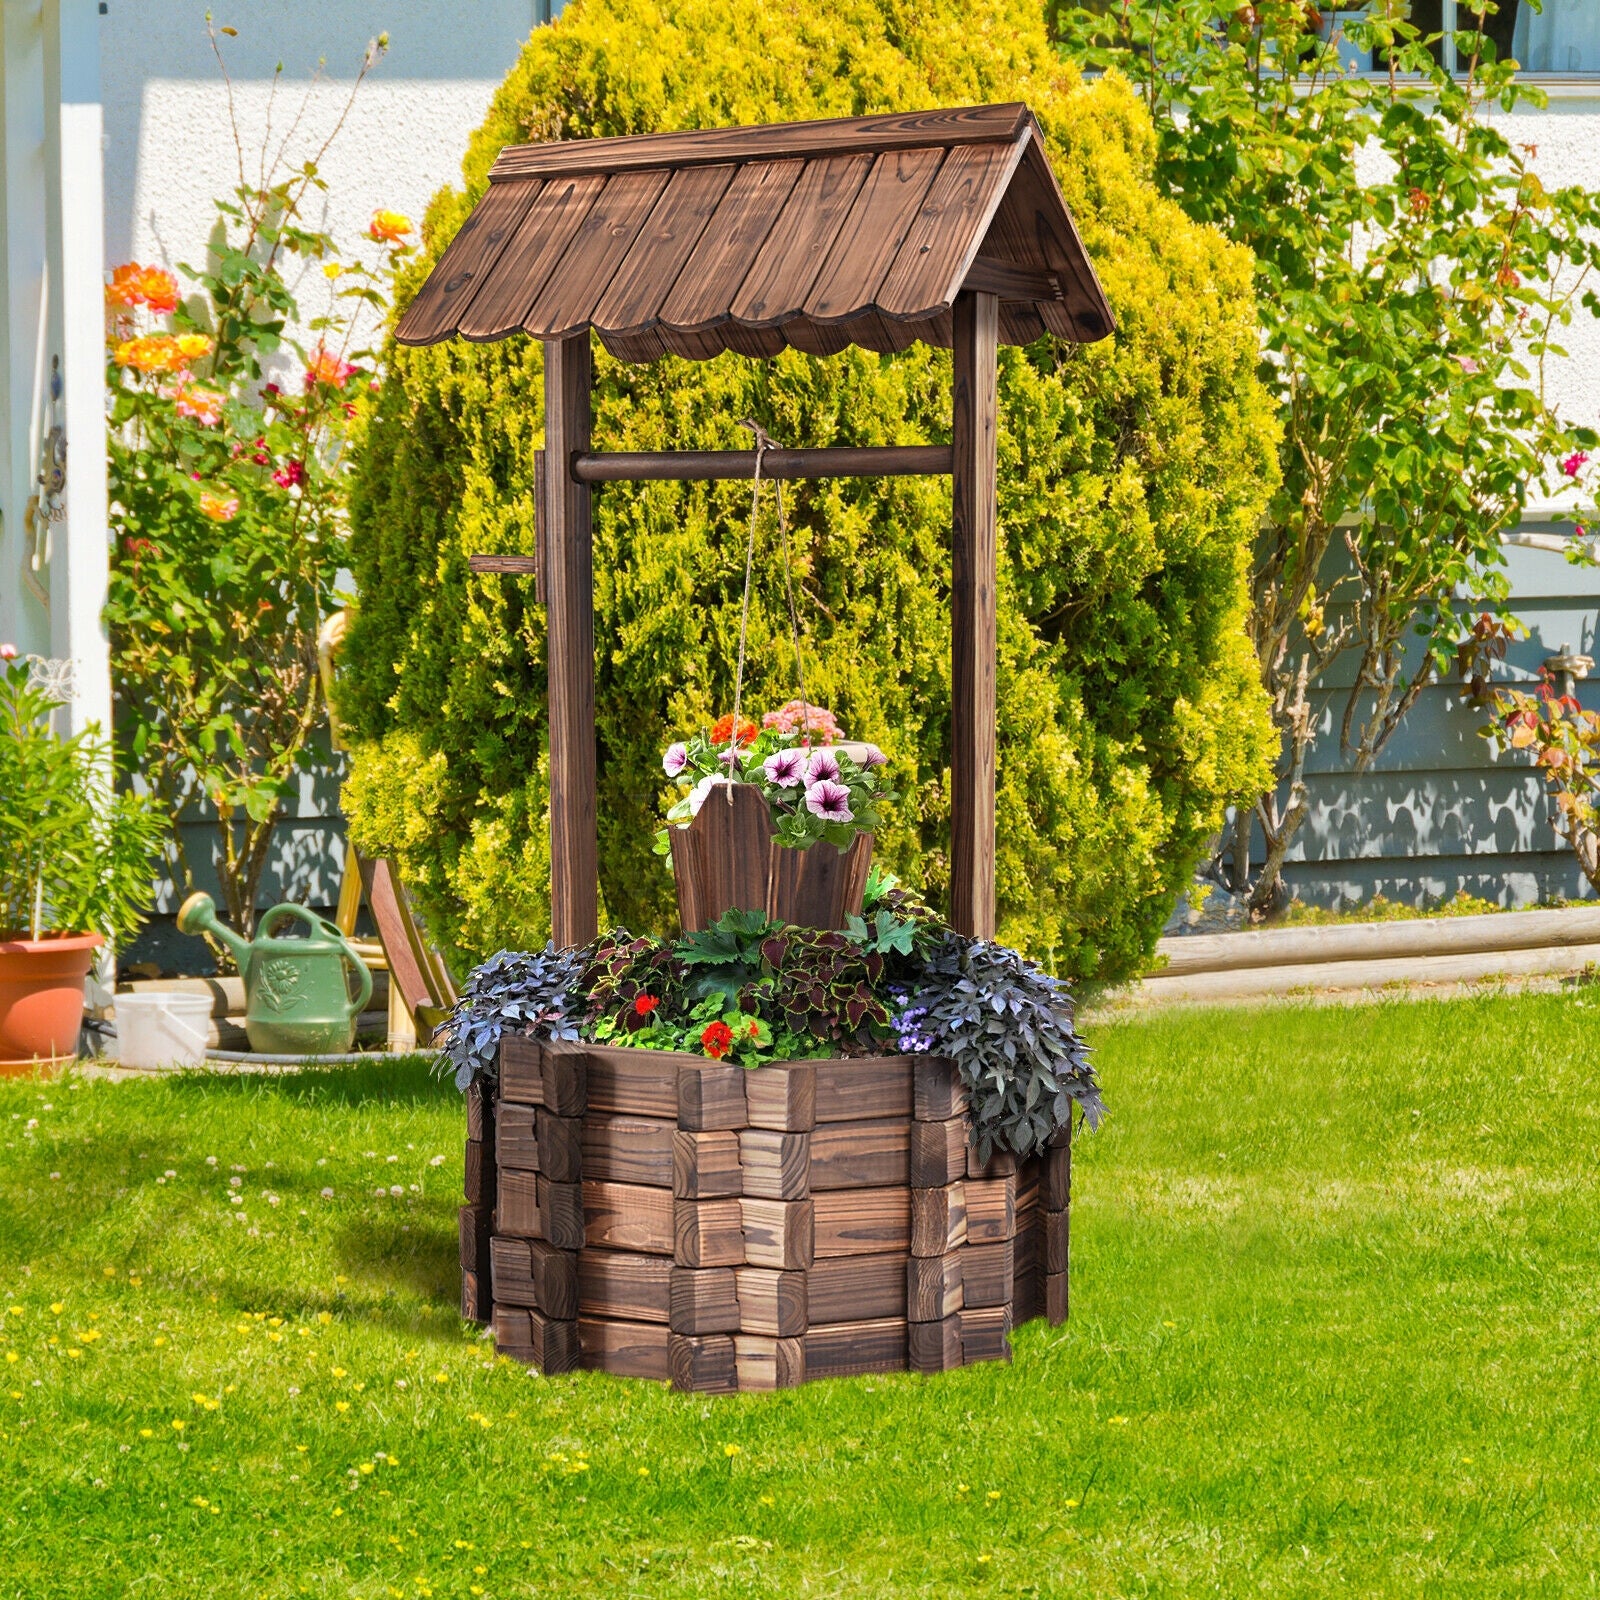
<box><xmin>633</xmin><ymin>994</ymin><xmax>660</xmax><ymax>1017</ymax></box>
<box><xmin>710</xmin><ymin>713</ymin><xmax>758</xmax><ymax>747</ymax></box>
<box><xmin>272</xmin><ymin>458</ymin><xmax>307</xmax><ymax>490</ymax></box>
<box><xmin>700</xmin><ymin>1020</ymin><xmax>734</xmax><ymax>1059</ymax></box>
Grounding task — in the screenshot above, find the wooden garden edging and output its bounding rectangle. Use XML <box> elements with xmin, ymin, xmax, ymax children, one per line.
<box><xmin>457</xmin><ymin>1037</ymin><xmax>1068</xmax><ymax>1390</ymax></box>
<box><xmin>1132</xmin><ymin>903</ymin><xmax>1600</xmax><ymax>1004</ymax></box>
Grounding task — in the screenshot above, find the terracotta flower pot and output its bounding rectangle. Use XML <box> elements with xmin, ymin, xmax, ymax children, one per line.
<box><xmin>0</xmin><ymin>933</ymin><xmax>102</xmax><ymax>1074</ymax></box>
<box><xmin>669</xmin><ymin>781</ymin><xmax>873</xmax><ymax>932</ymax></box>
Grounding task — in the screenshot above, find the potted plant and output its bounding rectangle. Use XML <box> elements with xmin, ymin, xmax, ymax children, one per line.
<box><xmin>0</xmin><ymin>647</ymin><xmax>164</xmax><ymax>1070</ymax></box>
<box><xmin>655</xmin><ymin>701</ymin><xmax>894</xmax><ymax>930</ymax></box>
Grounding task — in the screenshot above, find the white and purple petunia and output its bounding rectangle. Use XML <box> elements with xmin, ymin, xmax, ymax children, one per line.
<box><xmin>662</xmin><ymin>742</ymin><xmax>689</xmax><ymax>778</ymax></box>
<box><xmin>858</xmin><ymin>744</ymin><xmax>887</xmax><ymax>768</ymax></box>
<box><xmin>805</xmin><ymin>779</ymin><xmax>853</xmax><ymax>823</ymax></box>
<box><xmin>804</xmin><ymin>748</ymin><xmax>842</xmax><ymax>785</ymax></box>
<box><xmin>763</xmin><ymin>748</ymin><xmax>807</xmax><ymax>788</ymax></box>
<box><xmin>688</xmin><ymin>773</ymin><xmax>734</xmax><ymax>815</ymax></box>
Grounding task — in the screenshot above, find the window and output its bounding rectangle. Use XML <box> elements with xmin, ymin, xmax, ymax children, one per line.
<box><xmin>1322</xmin><ymin>0</ymin><xmax>1600</xmax><ymax>75</ymax></box>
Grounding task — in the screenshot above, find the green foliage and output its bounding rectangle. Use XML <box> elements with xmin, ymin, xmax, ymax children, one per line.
<box><xmin>0</xmin><ymin>653</ymin><xmax>164</xmax><ymax>942</ymax></box>
<box><xmin>103</xmin><ymin>34</ymin><xmax>399</xmax><ymax>936</ymax></box>
<box><xmin>1055</xmin><ymin>0</ymin><xmax>1600</xmax><ymax>911</ymax></box>
<box><xmin>341</xmin><ymin>0</ymin><xmax>1278</xmax><ymax>982</ymax></box>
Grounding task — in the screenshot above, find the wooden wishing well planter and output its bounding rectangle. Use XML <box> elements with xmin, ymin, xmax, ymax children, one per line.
<box><xmin>458</xmin><ymin>1036</ymin><xmax>1069</xmax><ymax>1391</ymax></box>
<box><xmin>403</xmin><ymin>101</ymin><xmax>1114</xmax><ymax>1386</ymax></box>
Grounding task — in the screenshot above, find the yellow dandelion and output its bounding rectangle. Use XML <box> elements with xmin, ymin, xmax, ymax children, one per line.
<box><xmin>129</xmin><ymin>1276</ymin><xmax>142</xmax><ymax>1287</ymax></box>
<box><xmin>1109</xmin><ymin>1416</ymin><xmax>1129</xmax><ymax>1425</ymax></box>
<box><xmin>324</xmin><ymin>263</ymin><xmax>344</xmax><ymax>279</ymax></box>
<box><xmin>1065</xmin><ymin>1498</ymin><xmax>1080</xmax><ymax>1509</ymax></box>
<box><xmin>432</xmin><ymin>1372</ymin><xmax>447</xmax><ymax>1383</ymax></box>
<box><xmin>353</xmin><ymin>1382</ymin><xmax>366</xmax><ymax>1393</ymax></box>
<box><xmin>6</xmin><ymin>1307</ymin><xmax>22</xmax><ymax>1318</ymax></box>
<box><xmin>331</xmin><ymin>1366</ymin><xmax>347</xmax><ymax>1379</ymax></box>
<box><xmin>723</xmin><ymin>1443</ymin><xmax>741</xmax><ymax>1458</ymax></box>
<box><xmin>759</xmin><ymin>1493</ymin><xmax>775</xmax><ymax>1507</ymax></box>
<box><xmin>331</xmin><ymin>1507</ymin><xmax>344</xmax><ymax>1517</ymax></box>
<box><xmin>49</xmin><ymin>1303</ymin><xmax>63</xmax><ymax>1315</ymax></box>
<box><xmin>101</xmin><ymin>1267</ymin><xmax>115</xmax><ymax>1278</ymax></box>
<box><xmin>359</xmin><ymin>1463</ymin><xmax>375</xmax><ymax>1475</ymax></box>
<box><xmin>317</xmin><ymin>1311</ymin><xmax>333</xmax><ymax>1325</ymax></box>
<box><xmin>139</xmin><ymin>1428</ymin><xmax>153</xmax><ymax>1438</ymax></box>
<box><xmin>977</xmin><ymin>1554</ymin><xmax>992</xmax><ymax>1565</ymax></box>
<box><xmin>154</xmin><ymin>1336</ymin><xmax>168</xmax><ymax>1347</ymax></box>
<box><xmin>5</xmin><ymin>1353</ymin><xmax>16</xmax><ymax>1365</ymax></box>
<box><xmin>335</xmin><ymin>1401</ymin><xmax>350</xmax><ymax>1413</ymax></box>
<box><xmin>637</xmin><ymin>1467</ymin><xmax>649</xmax><ymax>1478</ymax></box>
<box><xmin>66</xmin><ymin>1348</ymin><xmax>82</xmax><ymax>1359</ymax></box>
<box><xmin>474</xmin><ymin>1567</ymin><xmax>486</xmax><ymax>1576</ymax></box>
<box><xmin>171</xmin><ymin>1420</ymin><xmax>185</xmax><ymax>1431</ymax></box>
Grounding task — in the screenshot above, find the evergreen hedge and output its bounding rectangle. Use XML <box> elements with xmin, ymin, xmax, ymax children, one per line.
<box><xmin>340</xmin><ymin>0</ymin><xmax>1279</xmax><ymax>984</ymax></box>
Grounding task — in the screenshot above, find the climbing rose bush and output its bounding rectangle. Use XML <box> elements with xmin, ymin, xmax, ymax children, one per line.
<box><xmin>104</xmin><ymin>165</ymin><xmax>410</xmax><ymax>935</ymax></box>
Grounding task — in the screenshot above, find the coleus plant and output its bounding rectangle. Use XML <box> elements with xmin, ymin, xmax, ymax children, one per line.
<box><xmin>655</xmin><ymin>701</ymin><xmax>895</xmax><ymax>855</ymax></box>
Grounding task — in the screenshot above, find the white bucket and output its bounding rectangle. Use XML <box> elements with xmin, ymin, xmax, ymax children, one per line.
<box><xmin>114</xmin><ymin>992</ymin><xmax>213</xmax><ymax>1069</ymax></box>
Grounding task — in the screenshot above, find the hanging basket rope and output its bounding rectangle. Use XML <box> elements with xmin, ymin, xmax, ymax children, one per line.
<box><xmin>726</xmin><ymin>419</ymin><xmax>814</xmax><ymax>802</ymax></box>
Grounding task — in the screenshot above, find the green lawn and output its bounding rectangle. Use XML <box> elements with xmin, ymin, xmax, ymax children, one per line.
<box><xmin>3</xmin><ymin>988</ymin><xmax>1598</xmax><ymax>1597</ymax></box>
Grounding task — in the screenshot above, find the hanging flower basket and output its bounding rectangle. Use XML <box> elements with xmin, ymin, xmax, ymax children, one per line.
<box><xmin>658</xmin><ymin>704</ymin><xmax>890</xmax><ymax>932</ymax></box>
<box><xmin>669</xmin><ymin>780</ymin><xmax>874</xmax><ymax>931</ymax></box>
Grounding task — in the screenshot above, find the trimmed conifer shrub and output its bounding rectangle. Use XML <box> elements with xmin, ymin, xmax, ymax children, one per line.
<box><xmin>340</xmin><ymin>0</ymin><xmax>1279</xmax><ymax>983</ymax></box>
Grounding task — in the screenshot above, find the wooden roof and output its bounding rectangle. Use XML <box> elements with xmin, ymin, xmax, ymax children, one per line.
<box><xmin>395</xmin><ymin>103</ymin><xmax>1115</xmax><ymax>361</ymax></box>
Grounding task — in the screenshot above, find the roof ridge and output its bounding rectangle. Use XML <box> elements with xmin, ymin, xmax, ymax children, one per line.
<box><xmin>489</xmin><ymin>103</ymin><xmax>1032</xmax><ymax>183</ymax></box>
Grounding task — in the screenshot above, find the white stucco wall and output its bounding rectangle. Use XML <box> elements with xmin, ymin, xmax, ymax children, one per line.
<box><xmin>101</xmin><ymin>0</ymin><xmax>546</xmax><ymax>350</ymax></box>
<box><xmin>1484</xmin><ymin>86</ymin><xmax>1600</xmax><ymax>452</ymax></box>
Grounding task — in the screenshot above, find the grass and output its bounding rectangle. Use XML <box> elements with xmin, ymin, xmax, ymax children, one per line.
<box><xmin>2</xmin><ymin>989</ymin><xmax>1598</xmax><ymax>1598</ymax></box>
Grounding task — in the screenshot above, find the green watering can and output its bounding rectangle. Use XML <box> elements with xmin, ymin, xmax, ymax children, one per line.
<box><xmin>177</xmin><ymin>892</ymin><xmax>373</xmax><ymax>1056</ymax></box>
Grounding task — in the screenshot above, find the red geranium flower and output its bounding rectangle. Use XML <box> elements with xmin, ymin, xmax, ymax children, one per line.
<box><xmin>633</xmin><ymin>994</ymin><xmax>660</xmax><ymax>1017</ymax></box>
<box><xmin>710</xmin><ymin>713</ymin><xmax>758</xmax><ymax>747</ymax></box>
<box><xmin>700</xmin><ymin>1020</ymin><xmax>734</xmax><ymax>1059</ymax></box>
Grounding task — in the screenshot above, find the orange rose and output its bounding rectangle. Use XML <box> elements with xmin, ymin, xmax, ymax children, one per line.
<box><xmin>199</xmin><ymin>491</ymin><xmax>239</xmax><ymax>523</ymax></box>
<box><xmin>367</xmin><ymin>209</ymin><xmax>412</xmax><ymax>244</ymax></box>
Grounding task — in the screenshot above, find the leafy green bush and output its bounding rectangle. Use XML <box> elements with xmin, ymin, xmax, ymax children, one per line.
<box><xmin>341</xmin><ymin>0</ymin><xmax>1278</xmax><ymax>983</ymax></box>
<box><xmin>0</xmin><ymin>651</ymin><xmax>165</xmax><ymax>943</ymax></box>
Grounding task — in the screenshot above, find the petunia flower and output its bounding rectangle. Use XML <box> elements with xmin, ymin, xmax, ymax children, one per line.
<box><xmin>858</xmin><ymin>744</ymin><xmax>888</xmax><ymax>768</ymax></box>
<box><xmin>662</xmin><ymin>742</ymin><xmax>688</xmax><ymax>778</ymax></box>
<box><xmin>804</xmin><ymin>749</ymin><xmax>841</xmax><ymax>785</ymax></box>
<box><xmin>687</xmin><ymin>774</ymin><xmax>733</xmax><ymax>815</ymax></box>
<box><xmin>763</xmin><ymin>748</ymin><xmax>806</xmax><ymax>788</ymax></box>
<box><xmin>805</xmin><ymin>779</ymin><xmax>853</xmax><ymax>822</ymax></box>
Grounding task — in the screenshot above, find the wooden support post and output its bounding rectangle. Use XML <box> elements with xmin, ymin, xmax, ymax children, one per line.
<box><xmin>544</xmin><ymin>333</ymin><xmax>598</xmax><ymax>949</ymax></box>
<box><xmin>950</xmin><ymin>290</ymin><xmax>999</xmax><ymax>940</ymax></box>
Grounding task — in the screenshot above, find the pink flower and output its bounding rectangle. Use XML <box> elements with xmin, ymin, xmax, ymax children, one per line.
<box><xmin>804</xmin><ymin>779</ymin><xmax>853</xmax><ymax>823</ymax></box>
<box><xmin>304</xmin><ymin>345</ymin><xmax>357</xmax><ymax>390</ymax></box>
<box><xmin>0</xmin><ymin>644</ymin><xmax>16</xmax><ymax>660</ymax></box>
<box><xmin>804</xmin><ymin>749</ymin><xmax>841</xmax><ymax>785</ymax></box>
<box><xmin>761</xmin><ymin>700</ymin><xmax>843</xmax><ymax>741</ymax></box>
<box><xmin>1457</xmin><ymin>356</ymin><xmax>1480</xmax><ymax>376</ymax></box>
<box><xmin>272</xmin><ymin>459</ymin><xmax>306</xmax><ymax>490</ymax></box>
<box><xmin>662</xmin><ymin>742</ymin><xmax>688</xmax><ymax>778</ymax></box>
<box><xmin>763</xmin><ymin>748</ymin><xmax>806</xmax><ymax>788</ymax></box>
<box><xmin>858</xmin><ymin>744</ymin><xmax>887</xmax><ymax>768</ymax></box>
<box><xmin>1562</xmin><ymin>451</ymin><xmax>1589</xmax><ymax>478</ymax></box>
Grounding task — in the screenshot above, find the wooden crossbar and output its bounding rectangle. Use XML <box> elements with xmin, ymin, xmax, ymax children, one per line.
<box><xmin>569</xmin><ymin>446</ymin><xmax>952</xmax><ymax>483</ymax></box>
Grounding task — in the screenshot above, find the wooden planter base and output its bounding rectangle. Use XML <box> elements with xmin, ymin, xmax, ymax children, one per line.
<box><xmin>459</xmin><ymin>1037</ymin><xmax>1069</xmax><ymax>1392</ymax></box>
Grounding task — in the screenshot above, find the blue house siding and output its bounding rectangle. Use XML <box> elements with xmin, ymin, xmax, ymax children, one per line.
<box><xmin>1270</xmin><ymin>537</ymin><xmax>1599</xmax><ymax>909</ymax></box>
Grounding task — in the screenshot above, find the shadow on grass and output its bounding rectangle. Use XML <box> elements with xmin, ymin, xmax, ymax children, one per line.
<box><xmin>163</xmin><ymin>1054</ymin><xmax>459</xmax><ymax>1109</ymax></box>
